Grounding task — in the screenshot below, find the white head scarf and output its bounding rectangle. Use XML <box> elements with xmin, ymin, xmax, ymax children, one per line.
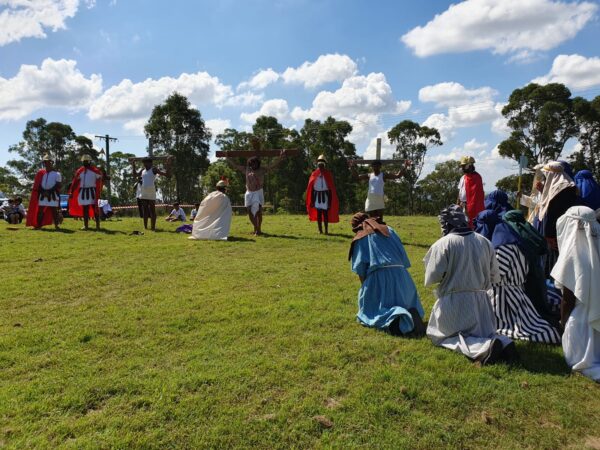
<box><xmin>551</xmin><ymin>206</ymin><xmax>600</xmax><ymax>332</ymax></box>
<box><xmin>537</xmin><ymin>161</ymin><xmax>575</xmax><ymax>221</ymax></box>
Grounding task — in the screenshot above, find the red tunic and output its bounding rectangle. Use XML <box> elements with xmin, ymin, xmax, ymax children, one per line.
<box><xmin>305</xmin><ymin>168</ymin><xmax>340</xmax><ymax>223</ymax></box>
<box><xmin>68</xmin><ymin>166</ymin><xmax>104</xmax><ymax>218</ymax></box>
<box><xmin>464</xmin><ymin>172</ymin><xmax>485</xmax><ymax>228</ymax></box>
<box><xmin>26</xmin><ymin>170</ymin><xmax>55</xmax><ymax>228</ymax></box>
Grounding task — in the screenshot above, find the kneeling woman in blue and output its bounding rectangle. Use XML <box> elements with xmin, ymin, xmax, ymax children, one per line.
<box><xmin>349</xmin><ymin>213</ymin><xmax>426</xmax><ymax>337</ymax></box>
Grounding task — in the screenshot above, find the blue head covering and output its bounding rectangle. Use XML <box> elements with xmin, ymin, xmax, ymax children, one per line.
<box><xmin>475</xmin><ymin>210</ymin><xmax>501</xmax><ymax>240</ymax></box>
<box><xmin>558</xmin><ymin>160</ymin><xmax>574</xmax><ymax>179</ymax></box>
<box><xmin>490</xmin><ymin>222</ymin><xmax>522</xmax><ymax>249</ymax></box>
<box><xmin>574</xmin><ymin>170</ymin><xmax>600</xmax><ymax>210</ymax></box>
<box><xmin>484</xmin><ymin>189</ymin><xmax>511</xmax><ymax>214</ymax></box>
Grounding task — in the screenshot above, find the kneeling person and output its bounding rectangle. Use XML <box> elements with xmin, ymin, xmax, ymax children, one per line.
<box><xmin>424</xmin><ymin>205</ymin><xmax>516</xmax><ymax>365</ymax></box>
<box><xmin>189</xmin><ymin>180</ymin><xmax>232</xmax><ymax>241</ymax></box>
<box><xmin>349</xmin><ymin>213</ymin><xmax>425</xmax><ymax>337</ymax></box>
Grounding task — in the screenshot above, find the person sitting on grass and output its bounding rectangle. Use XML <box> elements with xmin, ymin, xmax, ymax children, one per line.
<box><xmin>551</xmin><ymin>206</ymin><xmax>600</xmax><ymax>382</ymax></box>
<box><xmin>166</xmin><ymin>202</ymin><xmax>186</xmax><ymax>222</ymax></box>
<box><xmin>3</xmin><ymin>199</ymin><xmax>21</xmax><ymax>224</ymax></box>
<box><xmin>14</xmin><ymin>197</ymin><xmax>26</xmax><ymax>223</ymax></box>
<box><xmin>349</xmin><ymin>212</ymin><xmax>426</xmax><ymax>337</ymax></box>
<box><xmin>424</xmin><ymin>205</ymin><xmax>516</xmax><ymax>366</ymax></box>
<box><xmin>190</xmin><ymin>203</ymin><xmax>200</xmax><ymax>221</ymax></box>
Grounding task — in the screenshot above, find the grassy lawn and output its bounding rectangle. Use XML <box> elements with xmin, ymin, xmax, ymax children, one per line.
<box><xmin>1</xmin><ymin>215</ymin><xmax>599</xmax><ymax>449</ymax></box>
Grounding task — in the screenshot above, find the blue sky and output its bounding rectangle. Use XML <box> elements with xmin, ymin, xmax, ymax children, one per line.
<box><xmin>1</xmin><ymin>0</ymin><xmax>600</xmax><ymax>187</ymax></box>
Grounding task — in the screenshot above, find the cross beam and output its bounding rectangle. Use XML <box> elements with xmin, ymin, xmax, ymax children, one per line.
<box><xmin>216</xmin><ymin>135</ymin><xmax>300</xmax><ymax>158</ymax></box>
<box><xmin>128</xmin><ymin>156</ymin><xmax>173</xmax><ymax>163</ymax></box>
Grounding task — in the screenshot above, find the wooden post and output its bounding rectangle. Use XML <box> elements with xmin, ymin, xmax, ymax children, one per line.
<box><xmin>376</xmin><ymin>138</ymin><xmax>382</xmax><ymax>160</ymax></box>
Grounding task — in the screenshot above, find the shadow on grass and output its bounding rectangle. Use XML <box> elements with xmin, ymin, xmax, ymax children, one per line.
<box><xmin>227</xmin><ymin>236</ymin><xmax>256</xmax><ymax>243</ymax></box>
<box><xmin>259</xmin><ymin>233</ymin><xmax>299</xmax><ymax>240</ymax></box>
<box><xmin>326</xmin><ymin>232</ymin><xmax>353</xmax><ymax>239</ymax></box>
<box><xmin>95</xmin><ymin>229</ymin><xmax>128</xmax><ymax>235</ymax></box>
<box><xmin>39</xmin><ymin>228</ymin><xmax>75</xmax><ymax>234</ymax></box>
<box><xmin>514</xmin><ymin>342</ymin><xmax>572</xmax><ymax>376</ymax></box>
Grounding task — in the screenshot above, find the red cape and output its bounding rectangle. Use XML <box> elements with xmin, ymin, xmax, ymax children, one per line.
<box><xmin>464</xmin><ymin>172</ymin><xmax>485</xmax><ymax>228</ymax></box>
<box><xmin>306</xmin><ymin>168</ymin><xmax>340</xmax><ymax>223</ymax></box>
<box><xmin>26</xmin><ymin>169</ymin><xmax>55</xmax><ymax>228</ymax></box>
<box><xmin>68</xmin><ymin>166</ymin><xmax>103</xmax><ymax>218</ymax></box>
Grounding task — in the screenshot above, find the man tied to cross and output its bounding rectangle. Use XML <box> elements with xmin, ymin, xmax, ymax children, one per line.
<box><xmin>221</xmin><ymin>137</ymin><xmax>296</xmax><ymax>236</ymax></box>
<box><xmin>130</xmin><ymin>156</ymin><xmax>172</xmax><ymax>231</ymax></box>
<box><xmin>350</xmin><ymin>138</ymin><xmax>409</xmax><ymax>221</ymax></box>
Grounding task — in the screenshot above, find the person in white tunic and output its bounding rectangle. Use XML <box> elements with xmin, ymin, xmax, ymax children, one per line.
<box><xmin>189</xmin><ymin>180</ymin><xmax>232</xmax><ymax>241</ymax></box>
<box><xmin>551</xmin><ymin>206</ymin><xmax>600</xmax><ymax>382</ymax></box>
<box><xmin>131</xmin><ymin>157</ymin><xmax>171</xmax><ymax>231</ymax></box>
<box><xmin>351</xmin><ymin>160</ymin><xmax>405</xmax><ymax>221</ymax></box>
<box><xmin>424</xmin><ymin>205</ymin><xmax>516</xmax><ymax>365</ymax></box>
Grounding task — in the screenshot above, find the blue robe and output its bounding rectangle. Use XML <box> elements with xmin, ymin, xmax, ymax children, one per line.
<box><xmin>351</xmin><ymin>226</ymin><xmax>424</xmax><ymax>333</ymax></box>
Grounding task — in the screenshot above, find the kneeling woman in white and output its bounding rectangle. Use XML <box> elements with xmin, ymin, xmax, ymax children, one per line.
<box><xmin>552</xmin><ymin>206</ymin><xmax>600</xmax><ymax>382</ymax></box>
<box><xmin>189</xmin><ymin>180</ymin><xmax>232</xmax><ymax>241</ymax></box>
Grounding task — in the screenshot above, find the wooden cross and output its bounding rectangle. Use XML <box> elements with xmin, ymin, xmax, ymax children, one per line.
<box><xmin>215</xmin><ymin>136</ymin><xmax>300</xmax><ymax>159</ymax></box>
<box><xmin>349</xmin><ymin>138</ymin><xmax>409</xmax><ymax>166</ymax></box>
<box><xmin>128</xmin><ymin>156</ymin><xmax>172</xmax><ymax>163</ymax></box>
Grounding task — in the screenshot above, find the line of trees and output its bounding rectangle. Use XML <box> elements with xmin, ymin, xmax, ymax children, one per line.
<box><xmin>2</xmin><ymin>85</ymin><xmax>599</xmax><ymax>214</ymax></box>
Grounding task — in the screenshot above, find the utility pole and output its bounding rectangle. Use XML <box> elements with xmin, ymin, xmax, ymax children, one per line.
<box><xmin>95</xmin><ymin>134</ymin><xmax>118</xmax><ymax>199</ymax></box>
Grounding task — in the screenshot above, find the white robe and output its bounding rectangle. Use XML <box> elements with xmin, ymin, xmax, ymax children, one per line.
<box><xmin>551</xmin><ymin>206</ymin><xmax>600</xmax><ymax>381</ymax></box>
<box><xmin>189</xmin><ymin>191</ymin><xmax>232</xmax><ymax>241</ymax></box>
<box><xmin>424</xmin><ymin>231</ymin><xmax>512</xmax><ymax>360</ymax></box>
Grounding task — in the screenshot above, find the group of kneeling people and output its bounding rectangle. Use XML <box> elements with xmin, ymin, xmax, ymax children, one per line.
<box><xmin>349</xmin><ymin>201</ymin><xmax>600</xmax><ymax>382</ymax></box>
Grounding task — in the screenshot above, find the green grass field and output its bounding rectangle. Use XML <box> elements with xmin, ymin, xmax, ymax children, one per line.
<box><xmin>1</xmin><ymin>215</ymin><xmax>599</xmax><ymax>449</ymax></box>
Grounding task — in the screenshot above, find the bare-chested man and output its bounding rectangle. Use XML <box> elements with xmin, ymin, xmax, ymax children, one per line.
<box><xmin>226</xmin><ymin>151</ymin><xmax>286</xmax><ymax>236</ymax></box>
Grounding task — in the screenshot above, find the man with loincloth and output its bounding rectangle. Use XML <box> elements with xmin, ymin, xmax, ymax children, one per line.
<box><xmin>226</xmin><ymin>151</ymin><xmax>286</xmax><ymax>236</ymax></box>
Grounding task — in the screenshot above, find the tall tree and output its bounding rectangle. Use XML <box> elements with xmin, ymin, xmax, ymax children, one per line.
<box><xmin>417</xmin><ymin>160</ymin><xmax>462</xmax><ymax>215</ymax></box>
<box><xmin>144</xmin><ymin>93</ymin><xmax>211</xmax><ymax>203</ymax></box>
<box><xmin>0</xmin><ymin>166</ymin><xmax>23</xmax><ymax>195</ymax></box>
<box><xmin>572</xmin><ymin>95</ymin><xmax>600</xmax><ymax>179</ymax></box>
<box><xmin>202</xmin><ymin>161</ymin><xmax>246</xmax><ymax>206</ymax></box>
<box><xmin>498</xmin><ymin>83</ymin><xmax>578</xmax><ymax>166</ymax></box>
<box><xmin>388</xmin><ymin>120</ymin><xmax>442</xmax><ymax>214</ymax></box>
<box><xmin>108</xmin><ymin>151</ymin><xmax>137</xmax><ymax>205</ymax></box>
<box><xmin>300</xmin><ymin>117</ymin><xmax>358</xmax><ymax>213</ymax></box>
<box><xmin>7</xmin><ymin>118</ymin><xmax>99</xmax><ymax>187</ymax></box>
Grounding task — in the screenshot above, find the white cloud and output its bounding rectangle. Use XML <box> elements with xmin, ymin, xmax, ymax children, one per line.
<box><xmin>491</xmin><ymin>102</ymin><xmax>510</xmax><ymax>136</ymax></box>
<box><xmin>240</xmin><ymin>98</ymin><xmax>289</xmax><ymax>123</ymax></box>
<box><xmin>206</xmin><ymin>118</ymin><xmax>231</xmax><ymax>136</ymax></box>
<box><xmin>236</xmin><ymin>54</ymin><xmax>358</xmax><ymax>92</ymax></box>
<box><xmin>423</xmin><ymin>100</ymin><xmax>505</xmax><ymax>142</ymax></box>
<box><xmin>0</xmin><ymin>0</ymin><xmax>80</xmax><ymax>46</ymax></box>
<box><xmin>88</xmin><ymin>72</ymin><xmax>236</xmax><ymax>122</ymax></box>
<box><xmin>237</xmin><ymin>68</ymin><xmax>280</xmax><ymax>91</ymax></box>
<box><xmin>289</xmin><ymin>72</ymin><xmax>410</xmax><ymax>145</ymax></box>
<box><xmin>401</xmin><ymin>0</ymin><xmax>597</xmax><ymax>60</ymax></box>
<box><xmin>463</xmin><ymin>138</ymin><xmax>488</xmax><ymax>153</ymax></box>
<box><xmin>533</xmin><ymin>54</ymin><xmax>600</xmax><ymax>90</ymax></box>
<box><xmin>0</xmin><ymin>58</ymin><xmax>102</xmax><ymax>120</ymax></box>
<box><xmin>291</xmin><ymin>73</ymin><xmax>409</xmax><ymax>121</ymax></box>
<box><xmin>419</xmin><ymin>82</ymin><xmax>497</xmax><ymax>107</ymax></box>
<box><xmin>123</xmin><ymin>118</ymin><xmax>146</xmax><ymax>136</ymax></box>
<box><xmin>282</xmin><ymin>53</ymin><xmax>358</xmax><ymax>88</ymax></box>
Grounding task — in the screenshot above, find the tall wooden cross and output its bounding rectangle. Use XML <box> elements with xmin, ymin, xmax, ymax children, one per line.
<box><xmin>215</xmin><ymin>136</ymin><xmax>300</xmax><ymax>159</ymax></box>
<box><xmin>350</xmin><ymin>138</ymin><xmax>409</xmax><ymax>166</ymax></box>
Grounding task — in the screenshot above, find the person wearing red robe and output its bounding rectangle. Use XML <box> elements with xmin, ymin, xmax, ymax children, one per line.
<box><xmin>306</xmin><ymin>155</ymin><xmax>339</xmax><ymax>234</ymax></box>
<box><xmin>68</xmin><ymin>154</ymin><xmax>107</xmax><ymax>230</ymax></box>
<box><xmin>26</xmin><ymin>155</ymin><xmax>62</xmax><ymax>229</ymax></box>
<box><xmin>457</xmin><ymin>156</ymin><xmax>485</xmax><ymax>229</ymax></box>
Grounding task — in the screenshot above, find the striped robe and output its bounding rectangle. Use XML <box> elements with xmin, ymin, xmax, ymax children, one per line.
<box><xmin>490</xmin><ymin>244</ymin><xmax>561</xmax><ymax>344</ymax></box>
